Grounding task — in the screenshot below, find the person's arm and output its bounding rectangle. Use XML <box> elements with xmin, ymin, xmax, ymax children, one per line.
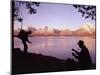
<box><xmin>72</xmin><ymin>49</ymin><xmax>80</xmax><ymax>55</ymax></box>
<box><xmin>26</xmin><ymin>32</ymin><xmax>32</xmax><ymax>43</ymax></box>
<box><xmin>72</xmin><ymin>53</ymin><xmax>79</xmax><ymax>59</ymax></box>
<box><xmin>26</xmin><ymin>36</ymin><xmax>32</xmax><ymax>43</ymax></box>
<box><xmin>27</xmin><ymin>39</ymin><xmax>32</xmax><ymax>43</ymax></box>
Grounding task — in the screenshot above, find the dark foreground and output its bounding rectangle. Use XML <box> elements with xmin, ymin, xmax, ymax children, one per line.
<box><xmin>12</xmin><ymin>48</ymin><xmax>96</xmax><ymax>74</ymax></box>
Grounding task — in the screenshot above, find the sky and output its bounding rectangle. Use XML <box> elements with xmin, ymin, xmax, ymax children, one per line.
<box><xmin>14</xmin><ymin>2</ymin><xmax>96</xmax><ymax>30</ymax></box>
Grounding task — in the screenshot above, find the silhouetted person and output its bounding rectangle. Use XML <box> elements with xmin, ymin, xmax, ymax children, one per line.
<box><xmin>72</xmin><ymin>40</ymin><xmax>92</xmax><ymax>67</ymax></box>
<box><xmin>18</xmin><ymin>29</ymin><xmax>32</xmax><ymax>53</ymax></box>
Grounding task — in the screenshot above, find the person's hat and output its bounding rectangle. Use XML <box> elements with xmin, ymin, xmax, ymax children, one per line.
<box><xmin>77</xmin><ymin>40</ymin><xmax>84</xmax><ymax>45</ymax></box>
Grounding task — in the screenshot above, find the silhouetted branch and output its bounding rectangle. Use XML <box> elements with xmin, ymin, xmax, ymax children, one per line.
<box><xmin>73</xmin><ymin>5</ymin><xmax>96</xmax><ymax>20</ymax></box>
<box><xmin>12</xmin><ymin>1</ymin><xmax>40</xmax><ymax>23</ymax></box>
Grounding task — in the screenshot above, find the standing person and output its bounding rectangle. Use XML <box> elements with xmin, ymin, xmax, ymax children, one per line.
<box><xmin>18</xmin><ymin>29</ymin><xmax>32</xmax><ymax>53</ymax></box>
<box><xmin>72</xmin><ymin>40</ymin><xmax>92</xmax><ymax>67</ymax></box>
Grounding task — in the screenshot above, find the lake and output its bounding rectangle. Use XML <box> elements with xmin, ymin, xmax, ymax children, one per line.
<box><xmin>14</xmin><ymin>36</ymin><xmax>96</xmax><ymax>64</ymax></box>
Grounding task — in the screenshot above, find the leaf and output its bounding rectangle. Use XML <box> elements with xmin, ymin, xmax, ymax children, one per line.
<box><xmin>29</xmin><ymin>8</ymin><xmax>37</xmax><ymax>14</ymax></box>
<box><xmin>34</xmin><ymin>2</ymin><xmax>40</xmax><ymax>7</ymax></box>
<box><xmin>18</xmin><ymin>17</ymin><xmax>23</xmax><ymax>22</ymax></box>
<box><xmin>92</xmin><ymin>16</ymin><xmax>94</xmax><ymax>20</ymax></box>
<box><xmin>73</xmin><ymin>5</ymin><xmax>77</xmax><ymax>8</ymax></box>
<box><xmin>85</xmin><ymin>16</ymin><xmax>89</xmax><ymax>19</ymax></box>
<box><xmin>82</xmin><ymin>14</ymin><xmax>84</xmax><ymax>17</ymax></box>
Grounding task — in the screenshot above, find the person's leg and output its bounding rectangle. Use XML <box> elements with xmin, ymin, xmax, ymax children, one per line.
<box><xmin>22</xmin><ymin>40</ymin><xmax>28</xmax><ymax>53</ymax></box>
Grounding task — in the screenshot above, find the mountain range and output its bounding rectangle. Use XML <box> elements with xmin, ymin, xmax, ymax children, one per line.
<box><xmin>14</xmin><ymin>23</ymin><xmax>95</xmax><ymax>36</ymax></box>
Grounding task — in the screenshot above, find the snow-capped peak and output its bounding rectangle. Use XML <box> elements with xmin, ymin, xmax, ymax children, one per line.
<box><xmin>41</xmin><ymin>26</ymin><xmax>54</xmax><ymax>34</ymax></box>
<box><xmin>80</xmin><ymin>23</ymin><xmax>95</xmax><ymax>33</ymax></box>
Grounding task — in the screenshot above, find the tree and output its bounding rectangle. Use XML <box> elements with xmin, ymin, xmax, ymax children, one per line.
<box><xmin>73</xmin><ymin>5</ymin><xmax>96</xmax><ymax>20</ymax></box>
<box><xmin>12</xmin><ymin>0</ymin><xmax>40</xmax><ymax>25</ymax></box>
<box><xmin>12</xmin><ymin>0</ymin><xmax>40</xmax><ymax>45</ymax></box>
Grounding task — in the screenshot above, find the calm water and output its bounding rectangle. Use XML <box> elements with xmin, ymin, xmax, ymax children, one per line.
<box><xmin>14</xmin><ymin>36</ymin><xmax>96</xmax><ymax>64</ymax></box>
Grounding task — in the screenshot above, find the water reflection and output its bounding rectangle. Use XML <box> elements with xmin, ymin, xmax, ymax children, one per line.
<box><xmin>14</xmin><ymin>36</ymin><xmax>96</xmax><ymax>64</ymax></box>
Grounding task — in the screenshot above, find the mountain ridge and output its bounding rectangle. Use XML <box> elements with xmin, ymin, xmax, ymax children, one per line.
<box><xmin>14</xmin><ymin>23</ymin><xmax>95</xmax><ymax>36</ymax></box>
